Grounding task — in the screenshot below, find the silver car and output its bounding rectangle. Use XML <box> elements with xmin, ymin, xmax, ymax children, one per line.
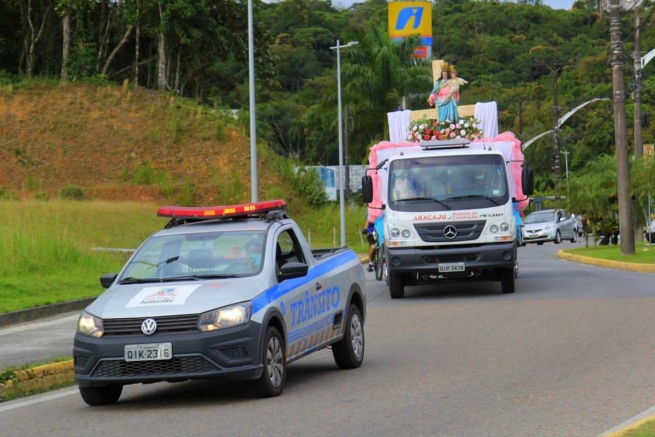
<box><xmin>521</xmin><ymin>209</ymin><xmax>578</xmax><ymax>245</ymax></box>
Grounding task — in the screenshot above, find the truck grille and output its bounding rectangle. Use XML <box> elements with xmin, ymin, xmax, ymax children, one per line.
<box><xmin>414</xmin><ymin>220</ymin><xmax>486</xmax><ymax>243</ymax></box>
<box><xmin>91</xmin><ymin>356</ymin><xmax>216</xmax><ymax>378</ymax></box>
<box><xmin>103</xmin><ymin>314</ymin><xmax>199</xmax><ymax>336</ymax></box>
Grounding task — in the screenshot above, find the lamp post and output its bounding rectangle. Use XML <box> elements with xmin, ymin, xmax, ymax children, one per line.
<box><xmin>248</xmin><ymin>0</ymin><xmax>257</xmax><ymax>202</ymax></box>
<box><xmin>330</xmin><ymin>39</ymin><xmax>358</xmax><ymax>248</ymax></box>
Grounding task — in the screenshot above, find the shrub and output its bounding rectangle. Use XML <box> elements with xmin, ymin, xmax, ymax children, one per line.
<box><xmin>294</xmin><ymin>168</ymin><xmax>327</xmax><ymax>209</ymax></box>
<box><xmin>33</xmin><ymin>192</ymin><xmax>50</xmax><ymax>201</ymax></box>
<box><xmin>58</xmin><ymin>185</ymin><xmax>84</xmax><ymax>200</ymax></box>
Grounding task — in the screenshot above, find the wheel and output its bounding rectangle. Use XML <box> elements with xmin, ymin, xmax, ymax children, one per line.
<box><xmin>500</xmin><ymin>268</ymin><xmax>515</xmax><ymax>294</ymax></box>
<box><xmin>374</xmin><ymin>248</ymin><xmax>383</xmax><ymax>281</ymax></box>
<box><xmin>570</xmin><ymin>231</ymin><xmax>577</xmax><ymax>243</ymax></box>
<box><xmin>79</xmin><ymin>385</ymin><xmax>123</xmax><ymax>406</ymax></box>
<box><xmin>554</xmin><ymin>230</ymin><xmax>561</xmax><ymax>244</ymax></box>
<box><xmin>389</xmin><ymin>273</ymin><xmax>405</xmax><ymax>299</ymax></box>
<box><xmin>332</xmin><ymin>304</ymin><xmax>365</xmax><ymax>369</ymax></box>
<box><xmin>383</xmin><ymin>260</ymin><xmax>389</xmax><ymax>286</ymax></box>
<box><xmin>255</xmin><ymin>326</ymin><xmax>286</xmax><ymax>397</ymax></box>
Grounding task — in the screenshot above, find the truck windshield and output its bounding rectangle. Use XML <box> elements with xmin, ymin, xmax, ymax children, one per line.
<box><xmin>119</xmin><ymin>230</ymin><xmax>266</xmax><ymax>283</ymax></box>
<box><xmin>388</xmin><ymin>154</ymin><xmax>509</xmax><ymax>212</ymax></box>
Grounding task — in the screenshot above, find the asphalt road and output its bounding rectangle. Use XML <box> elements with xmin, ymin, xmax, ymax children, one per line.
<box><xmin>2</xmin><ymin>241</ymin><xmax>655</xmax><ymax>437</ymax></box>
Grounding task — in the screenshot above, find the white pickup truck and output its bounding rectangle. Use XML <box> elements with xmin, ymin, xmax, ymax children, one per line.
<box><xmin>73</xmin><ymin>200</ymin><xmax>366</xmax><ymax>405</ymax></box>
<box><xmin>362</xmin><ymin>139</ymin><xmax>534</xmax><ymax>298</ymax></box>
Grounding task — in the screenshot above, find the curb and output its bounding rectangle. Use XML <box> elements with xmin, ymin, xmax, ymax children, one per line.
<box><xmin>0</xmin><ymin>297</ymin><xmax>96</xmax><ymax>328</ymax></box>
<box><xmin>557</xmin><ymin>250</ymin><xmax>655</xmax><ymax>274</ymax></box>
<box><xmin>597</xmin><ymin>405</ymin><xmax>655</xmax><ymax>437</ymax></box>
<box><xmin>0</xmin><ymin>360</ymin><xmax>75</xmax><ymax>400</ymax></box>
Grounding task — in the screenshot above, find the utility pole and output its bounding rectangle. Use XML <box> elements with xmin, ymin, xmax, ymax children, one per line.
<box><xmin>634</xmin><ymin>2</ymin><xmax>643</xmax><ymax>157</ymax></box>
<box><xmin>561</xmin><ymin>150</ymin><xmax>570</xmax><ymax>198</ymax></box>
<box><xmin>344</xmin><ymin>105</ymin><xmax>350</xmax><ymax>203</ymax></box>
<box><xmin>551</xmin><ymin>66</ymin><xmax>563</xmax><ymax>187</ymax></box>
<box><xmin>610</xmin><ymin>0</ymin><xmax>636</xmax><ymax>255</ymax></box>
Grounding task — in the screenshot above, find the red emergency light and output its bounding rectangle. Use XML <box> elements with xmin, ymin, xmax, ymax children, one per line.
<box><xmin>157</xmin><ymin>199</ymin><xmax>287</xmax><ymax>219</ymax></box>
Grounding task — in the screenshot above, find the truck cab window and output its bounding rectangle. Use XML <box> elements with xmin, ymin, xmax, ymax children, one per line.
<box><xmin>275</xmin><ymin>230</ymin><xmax>305</xmax><ymax>273</ymax></box>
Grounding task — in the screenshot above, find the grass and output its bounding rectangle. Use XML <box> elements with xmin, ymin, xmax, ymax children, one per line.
<box><xmin>564</xmin><ymin>241</ymin><xmax>655</xmax><ymax>264</ymax></box>
<box><xmin>0</xmin><ymin>199</ymin><xmax>368</xmax><ymax>314</ymax></box>
<box><xmin>617</xmin><ymin>420</ymin><xmax>655</xmax><ymax>437</ymax></box>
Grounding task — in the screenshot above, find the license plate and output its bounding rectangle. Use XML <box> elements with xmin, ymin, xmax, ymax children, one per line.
<box><xmin>124</xmin><ymin>343</ymin><xmax>173</xmax><ymax>362</ymax></box>
<box><xmin>438</xmin><ymin>262</ymin><xmax>465</xmax><ymax>273</ymax></box>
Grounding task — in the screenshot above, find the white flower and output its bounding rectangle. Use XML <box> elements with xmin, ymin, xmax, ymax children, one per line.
<box><xmin>461</xmin><ymin>130</ymin><xmax>466</xmax><ymax>135</ymax></box>
<box><xmin>413</xmin><ymin>125</ymin><xmax>418</xmax><ymax>131</ymax></box>
<box><xmin>419</xmin><ymin>124</ymin><xmax>426</xmax><ymax>129</ymax></box>
<box><xmin>456</xmin><ymin>135</ymin><xmax>461</xmax><ymax>139</ymax></box>
<box><xmin>464</xmin><ymin>123</ymin><xmax>470</xmax><ymax>128</ymax></box>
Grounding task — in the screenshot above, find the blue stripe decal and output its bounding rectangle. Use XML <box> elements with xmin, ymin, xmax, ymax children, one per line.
<box><xmin>252</xmin><ymin>250</ymin><xmax>359</xmax><ymax>314</ymax></box>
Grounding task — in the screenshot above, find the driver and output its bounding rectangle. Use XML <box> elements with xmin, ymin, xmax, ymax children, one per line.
<box><xmin>224</xmin><ymin>245</ymin><xmax>246</xmax><ymax>259</ymax></box>
<box><xmin>468</xmin><ymin>167</ymin><xmax>492</xmax><ymax>189</ymax></box>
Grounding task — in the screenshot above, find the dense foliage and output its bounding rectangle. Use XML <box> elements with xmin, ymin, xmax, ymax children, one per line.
<box><xmin>2</xmin><ymin>0</ymin><xmax>655</xmax><ymax>190</ymax></box>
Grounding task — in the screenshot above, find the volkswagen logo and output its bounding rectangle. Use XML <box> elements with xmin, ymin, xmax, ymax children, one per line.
<box><xmin>141</xmin><ymin>318</ymin><xmax>157</xmax><ymax>335</ymax></box>
<box><xmin>443</xmin><ymin>225</ymin><xmax>458</xmax><ymax>239</ymax></box>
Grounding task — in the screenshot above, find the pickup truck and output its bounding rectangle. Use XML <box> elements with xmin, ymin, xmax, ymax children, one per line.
<box><xmin>73</xmin><ymin>200</ymin><xmax>366</xmax><ymax>406</ymax></box>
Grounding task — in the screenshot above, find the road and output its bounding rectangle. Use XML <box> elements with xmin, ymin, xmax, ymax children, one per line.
<box><xmin>1</xmin><ymin>241</ymin><xmax>655</xmax><ymax>437</ymax></box>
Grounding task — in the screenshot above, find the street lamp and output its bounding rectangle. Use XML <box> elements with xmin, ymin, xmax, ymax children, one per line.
<box><xmin>248</xmin><ymin>0</ymin><xmax>257</xmax><ymax>202</ymax></box>
<box><xmin>330</xmin><ymin>39</ymin><xmax>358</xmax><ymax>248</ymax></box>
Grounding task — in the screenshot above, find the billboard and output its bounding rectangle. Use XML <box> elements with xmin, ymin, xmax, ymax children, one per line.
<box><xmin>302</xmin><ymin>166</ymin><xmax>368</xmax><ymax>201</ymax></box>
<box><xmin>388</xmin><ymin>1</ymin><xmax>432</xmax><ymax>59</ymax></box>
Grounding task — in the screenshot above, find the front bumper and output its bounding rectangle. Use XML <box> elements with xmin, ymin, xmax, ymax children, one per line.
<box><xmin>522</xmin><ymin>228</ymin><xmax>556</xmax><ymax>243</ymax></box>
<box><xmin>385</xmin><ymin>241</ymin><xmax>517</xmax><ymax>275</ymax></box>
<box><xmin>74</xmin><ymin>321</ymin><xmax>263</xmax><ymax>387</ymax></box>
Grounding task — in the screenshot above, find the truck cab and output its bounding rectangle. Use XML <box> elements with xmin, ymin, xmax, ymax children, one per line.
<box><xmin>363</xmin><ymin>139</ymin><xmax>534</xmax><ymax>298</ymax></box>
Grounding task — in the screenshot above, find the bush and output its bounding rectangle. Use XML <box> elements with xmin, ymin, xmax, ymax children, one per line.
<box><xmin>33</xmin><ymin>192</ymin><xmax>50</xmax><ymax>201</ymax></box>
<box><xmin>58</xmin><ymin>185</ymin><xmax>84</xmax><ymax>200</ymax></box>
<box><xmin>294</xmin><ymin>168</ymin><xmax>327</xmax><ymax>209</ymax></box>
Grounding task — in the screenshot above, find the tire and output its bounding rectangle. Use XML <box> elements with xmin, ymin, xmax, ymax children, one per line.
<box><xmin>332</xmin><ymin>305</ymin><xmax>365</xmax><ymax>369</ymax></box>
<box><xmin>383</xmin><ymin>260</ymin><xmax>389</xmax><ymax>286</ymax></box>
<box><xmin>389</xmin><ymin>273</ymin><xmax>405</xmax><ymax>299</ymax></box>
<box><xmin>570</xmin><ymin>231</ymin><xmax>577</xmax><ymax>243</ymax></box>
<box><xmin>500</xmin><ymin>268</ymin><xmax>515</xmax><ymax>294</ymax></box>
<box><xmin>255</xmin><ymin>326</ymin><xmax>286</xmax><ymax>397</ymax></box>
<box><xmin>374</xmin><ymin>249</ymin><xmax>383</xmax><ymax>281</ymax></box>
<box><xmin>79</xmin><ymin>385</ymin><xmax>123</xmax><ymax>406</ymax></box>
<box><xmin>536</xmin><ymin>242</ymin><xmax>544</xmax><ymax>246</ymax></box>
<box><xmin>554</xmin><ymin>230</ymin><xmax>562</xmax><ymax>244</ymax></box>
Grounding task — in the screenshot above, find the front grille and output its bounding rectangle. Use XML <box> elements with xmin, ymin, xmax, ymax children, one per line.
<box><xmin>103</xmin><ymin>314</ymin><xmax>199</xmax><ymax>336</ymax></box>
<box><xmin>91</xmin><ymin>356</ymin><xmax>216</xmax><ymax>378</ymax></box>
<box><xmin>74</xmin><ymin>355</ymin><xmax>90</xmax><ymax>368</ymax></box>
<box><xmin>414</xmin><ymin>220</ymin><xmax>486</xmax><ymax>243</ymax></box>
<box><xmin>423</xmin><ymin>253</ymin><xmax>479</xmax><ymax>264</ymax></box>
<box><xmin>219</xmin><ymin>346</ymin><xmax>249</xmax><ymax>360</ymax></box>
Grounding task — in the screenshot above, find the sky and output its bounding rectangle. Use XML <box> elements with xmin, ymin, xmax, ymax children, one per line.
<box><xmin>330</xmin><ymin>0</ymin><xmax>576</xmax><ymax>9</ymax></box>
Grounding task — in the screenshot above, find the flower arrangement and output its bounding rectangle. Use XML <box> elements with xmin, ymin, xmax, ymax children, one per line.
<box><xmin>406</xmin><ymin>116</ymin><xmax>483</xmax><ymax>143</ymax></box>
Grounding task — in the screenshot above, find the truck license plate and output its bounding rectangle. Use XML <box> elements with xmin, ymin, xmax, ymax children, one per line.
<box><xmin>124</xmin><ymin>343</ymin><xmax>172</xmax><ymax>362</ymax></box>
<box><xmin>438</xmin><ymin>262</ymin><xmax>465</xmax><ymax>273</ymax></box>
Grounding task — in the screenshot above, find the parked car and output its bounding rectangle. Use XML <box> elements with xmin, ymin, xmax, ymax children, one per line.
<box><xmin>521</xmin><ymin>209</ymin><xmax>578</xmax><ymax>245</ymax></box>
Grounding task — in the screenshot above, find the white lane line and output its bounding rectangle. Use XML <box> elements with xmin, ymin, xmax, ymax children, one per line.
<box><xmin>0</xmin><ymin>315</ymin><xmax>79</xmax><ymax>337</ymax></box>
<box><xmin>0</xmin><ymin>388</ymin><xmax>78</xmax><ymax>413</ymax></box>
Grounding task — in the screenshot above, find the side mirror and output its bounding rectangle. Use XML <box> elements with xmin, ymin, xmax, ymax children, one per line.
<box><xmin>522</xmin><ymin>167</ymin><xmax>534</xmax><ymax>196</ymax></box>
<box><xmin>277</xmin><ymin>262</ymin><xmax>308</xmax><ymax>281</ymax></box>
<box><xmin>361</xmin><ymin>175</ymin><xmax>373</xmax><ymax>204</ymax></box>
<box><xmin>100</xmin><ymin>273</ymin><xmax>118</xmax><ymax>289</ymax></box>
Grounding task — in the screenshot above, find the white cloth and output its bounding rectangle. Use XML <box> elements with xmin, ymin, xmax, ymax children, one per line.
<box><xmin>387</xmin><ymin>110</ymin><xmax>412</xmax><ymax>143</ymax></box>
<box><xmin>474</xmin><ymin>102</ymin><xmax>499</xmax><ymax>139</ymax></box>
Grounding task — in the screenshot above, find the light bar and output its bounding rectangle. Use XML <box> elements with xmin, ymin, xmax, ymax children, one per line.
<box><xmin>157</xmin><ymin>199</ymin><xmax>286</xmax><ymax>219</ymax></box>
<box><xmin>420</xmin><ymin>139</ymin><xmax>470</xmax><ymax>149</ymax></box>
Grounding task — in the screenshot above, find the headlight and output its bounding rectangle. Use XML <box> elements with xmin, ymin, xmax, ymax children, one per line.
<box><xmin>390</xmin><ymin>228</ymin><xmax>400</xmax><ymax>238</ymax></box>
<box><xmin>544</xmin><ymin>224</ymin><xmax>553</xmax><ymax>230</ymax></box>
<box><xmin>489</xmin><ymin>224</ymin><xmax>499</xmax><ymax>234</ymax></box>
<box><xmin>198</xmin><ymin>303</ymin><xmax>251</xmax><ymax>332</ymax></box>
<box><xmin>401</xmin><ymin>229</ymin><xmax>411</xmax><ymax>238</ymax></box>
<box><xmin>500</xmin><ymin>222</ymin><xmax>510</xmax><ymax>232</ymax></box>
<box><xmin>77</xmin><ymin>312</ymin><xmax>104</xmax><ymax>338</ymax></box>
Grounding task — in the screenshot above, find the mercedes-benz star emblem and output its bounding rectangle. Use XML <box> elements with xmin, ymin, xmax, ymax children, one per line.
<box><xmin>443</xmin><ymin>225</ymin><xmax>458</xmax><ymax>239</ymax></box>
<box><xmin>141</xmin><ymin>318</ymin><xmax>157</xmax><ymax>335</ymax></box>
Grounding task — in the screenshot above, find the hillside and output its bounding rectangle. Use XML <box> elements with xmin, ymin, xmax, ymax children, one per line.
<box><xmin>0</xmin><ymin>83</ymin><xmax>286</xmax><ymax>205</ymax></box>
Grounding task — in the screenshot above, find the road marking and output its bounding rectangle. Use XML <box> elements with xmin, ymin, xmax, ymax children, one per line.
<box><xmin>0</xmin><ymin>315</ymin><xmax>79</xmax><ymax>337</ymax></box>
<box><xmin>0</xmin><ymin>388</ymin><xmax>78</xmax><ymax>413</ymax></box>
<box><xmin>597</xmin><ymin>405</ymin><xmax>655</xmax><ymax>437</ymax></box>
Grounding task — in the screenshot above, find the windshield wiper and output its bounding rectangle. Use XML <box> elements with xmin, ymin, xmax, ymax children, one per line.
<box><xmin>160</xmin><ymin>274</ymin><xmax>241</xmax><ymax>282</ymax></box>
<box><xmin>119</xmin><ymin>277</ymin><xmax>162</xmax><ymax>284</ymax></box>
<box><xmin>395</xmin><ymin>197</ymin><xmax>451</xmax><ymax>209</ymax></box>
<box><xmin>444</xmin><ymin>195</ymin><xmax>500</xmax><ymax>205</ymax></box>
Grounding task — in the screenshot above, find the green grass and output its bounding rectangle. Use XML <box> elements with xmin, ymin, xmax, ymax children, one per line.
<box><xmin>564</xmin><ymin>241</ymin><xmax>655</xmax><ymax>264</ymax></box>
<box><xmin>618</xmin><ymin>420</ymin><xmax>655</xmax><ymax>437</ymax></box>
<box><xmin>0</xmin><ymin>199</ymin><xmax>369</xmax><ymax>314</ymax></box>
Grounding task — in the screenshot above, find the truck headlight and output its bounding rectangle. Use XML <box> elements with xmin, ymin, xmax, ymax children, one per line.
<box><xmin>500</xmin><ymin>222</ymin><xmax>510</xmax><ymax>232</ymax></box>
<box><xmin>77</xmin><ymin>312</ymin><xmax>104</xmax><ymax>338</ymax></box>
<box><xmin>401</xmin><ymin>229</ymin><xmax>411</xmax><ymax>238</ymax></box>
<box><xmin>198</xmin><ymin>303</ymin><xmax>251</xmax><ymax>332</ymax></box>
<box><xmin>390</xmin><ymin>228</ymin><xmax>400</xmax><ymax>238</ymax></box>
<box><xmin>489</xmin><ymin>224</ymin><xmax>499</xmax><ymax>234</ymax></box>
